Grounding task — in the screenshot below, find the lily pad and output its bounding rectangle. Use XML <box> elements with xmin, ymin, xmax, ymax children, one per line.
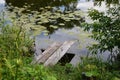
<box><xmin>59</xmin><ymin>23</ymin><xmax>65</xmax><ymax>26</ymax></box>
<box><xmin>65</xmin><ymin>19</ymin><xmax>71</xmax><ymax>22</ymax></box>
<box><xmin>49</xmin><ymin>19</ymin><xmax>56</xmax><ymax>22</ymax></box>
<box><xmin>44</xmin><ymin>33</ymin><xmax>49</xmax><ymax>36</ymax></box>
<box><xmin>45</xmin><ymin>6</ymin><xmax>51</xmax><ymax>9</ymax></box>
<box><xmin>56</xmin><ymin>10</ymin><xmax>62</xmax><ymax>13</ymax></box>
<box><xmin>50</xmin><ymin>25</ymin><xmax>58</xmax><ymax>29</ymax></box>
<box><xmin>74</xmin><ymin>18</ymin><xmax>80</xmax><ymax>20</ymax></box>
<box><xmin>41</xmin><ymin>18</ymin><xmax>49</xmax><ymax>23</ymax></box>
<box><xmin>65</xmin><ymin>11</ymin><xmax>72</xmax><ymax>14</ymax></box>
<box><xmin>37</xmin><ymin>22</ymin><xmax>43</xmax><ymax>24</ymax></box>
<box><xmin>68</xmin><ymin>14</ymin><xmax>74</xmax><ymax>18</ymax></box>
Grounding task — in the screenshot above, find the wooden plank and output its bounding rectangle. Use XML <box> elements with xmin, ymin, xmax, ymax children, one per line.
<box><xmin>37</xmin><ymin>43</ymin><xmax>62</xmax><ymax>64</ymax></box>
<box><xmin>70</xmin><ymin>54</ymin><xmax>80</xmax><ymax>66</ymax></box>
<box><xmin>31</xmin><ymin>42</ymin><xmax>61</xmax><ymax>64</ymax></box>
<box><xmin>44</xmin><ymin>41</ymin><xmax>75</xmax><ymax>66</ymax></box>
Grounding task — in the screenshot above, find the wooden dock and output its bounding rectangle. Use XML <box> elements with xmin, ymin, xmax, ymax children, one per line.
<box><xmin>32</xmin><ymin>41</ymin><xmax>75</xmax><ymax>66</ymax></box>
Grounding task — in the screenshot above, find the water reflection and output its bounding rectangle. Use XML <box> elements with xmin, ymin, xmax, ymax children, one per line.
<box><xmin>5</xmin><ymin>0</ymin><xmax>120</xmax><ymax>11</ymax></box>
<box><xmin>5</xmin><ymin>0</ymin><xmax>78</xmax><ymax>11</ymax></box>
<box><xmin>3</xmin><ymin>0</ymin><xmax>119</xmax><ymax>30</ymax></box>
<box><xmin>0</xmin><ymin>0</ymin><xmax>5</xmax><ymax>4</ymax></box>
<box><xmin>0</xmin><ymin>0</ymin><xmax>5</xmax><ymax>11</ymax></box>
<box><xmin>3</xmin><ymin>0</ymin><xmax>120</xmax><ymax>34</ymax></box>
<box><xmin>5</xmin><ymin>0</ymin><xmax>120</xmax><ymax>17</ymax></box>
<box><xmin>41</xmin><ymin>18</ymin><xmax>84</xmax><ymax>34</ymax></box>
<box><xmin>77</xmin><ymin>1</ymin><xmax>107</xmax><ymax>11</ymax></box>
<box><xmin>93</xmin><ymin>0</ymin><xmax>119</xmax><ymax>6</ymax></box>
<box><xmin>77</xmin><ymin>0</ymin><xmax>119</xmax><ymax>12</ymax></box>
<box><xmin>4</xmin><ymin>0</ymin><xmax>86</xmax><ymax>34</ymax></box>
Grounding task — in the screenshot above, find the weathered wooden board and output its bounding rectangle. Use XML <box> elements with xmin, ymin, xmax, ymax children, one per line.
<box><xmin>44</xmin><ymin>41</ymin><xmax>75</xmax><ymax>66</ymax></box>
<box><xmin>32</xmin><ymin>42</ymin><xmax>61</xmax><ymax>64</ymax></box>
<box><xmin>37</xmin><ymin>43</ymin><xmax>62</xmax><ymax>64</ymax></box>
<box><xmin>70</xmin><ymin>54</ymin><xmax>80</xmax><ymax>66</ymax></box>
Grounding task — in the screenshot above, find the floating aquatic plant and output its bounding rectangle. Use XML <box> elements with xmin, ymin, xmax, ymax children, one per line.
<box><xmin>6</xmin><ymin>6</ymin><xmax>84</xmax><ymax>36</ymax></box>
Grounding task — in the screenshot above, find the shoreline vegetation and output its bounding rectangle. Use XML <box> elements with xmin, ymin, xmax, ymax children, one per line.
<box><xmin>0</xmin><ymin>5</ymin><xmax>120</xmax><ymax>80</ymax></box>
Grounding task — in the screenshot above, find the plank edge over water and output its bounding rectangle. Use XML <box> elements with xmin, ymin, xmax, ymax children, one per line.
<box><xmin>44</xmin><ymin>41</ymin><xmax>75</xmax><ymax>66</ymax></box>
<box><xmin>31</xmin><ymin>42</ymin><xmax>61</xmax><ymax>64</ymax></box>
<box><xmin>37</xmin><ymin>42</ymin><xmax>62</xmax><ymax>63</ymax></box>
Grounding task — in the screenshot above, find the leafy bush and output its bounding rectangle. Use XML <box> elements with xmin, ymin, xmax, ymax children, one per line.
<box><xmin>74</xmin><ymin>56</ymin><xmax>120</xmax><ymax>80</ymax></box>
<box><xmin>49</xmin><ymin>63</ymin><xmax>76</xmax><ymax>80</ymax></box>
<box><xmin>81</xmin><ymin>6</ymin><xmax>120</xmax><ymax>80</ymax></box>
<box><xmin>82</xmin><ymin>6</ymin><xmax>120</xmax><ymax>62</ymax></box>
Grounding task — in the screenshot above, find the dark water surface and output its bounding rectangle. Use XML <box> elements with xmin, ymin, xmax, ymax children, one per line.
<box><xmin>0</xmin><ymin>0</ymin><xmax>119</xmax><ymax>61</ymax></box>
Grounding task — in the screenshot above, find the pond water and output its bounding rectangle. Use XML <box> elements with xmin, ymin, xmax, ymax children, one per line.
<box><xmin>0</xmin><ymin>0</ymin><xmax>119</xmax><ymax>60</ymax></box>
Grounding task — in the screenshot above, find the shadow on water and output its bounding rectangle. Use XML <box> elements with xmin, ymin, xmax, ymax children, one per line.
<box><xmin>58</xmin><ymin>53</ymin><xmax>75</xmax><ymax>66</ymax></box>
<box><xmin>5</xmin><ymin>0</ymin><xmax>78</xmax><ymax>12</ymax></box>
<box><xmin>5</xmin><ymin>0</ymin><xmax>120</xmax><ymax>9</ymax></box>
